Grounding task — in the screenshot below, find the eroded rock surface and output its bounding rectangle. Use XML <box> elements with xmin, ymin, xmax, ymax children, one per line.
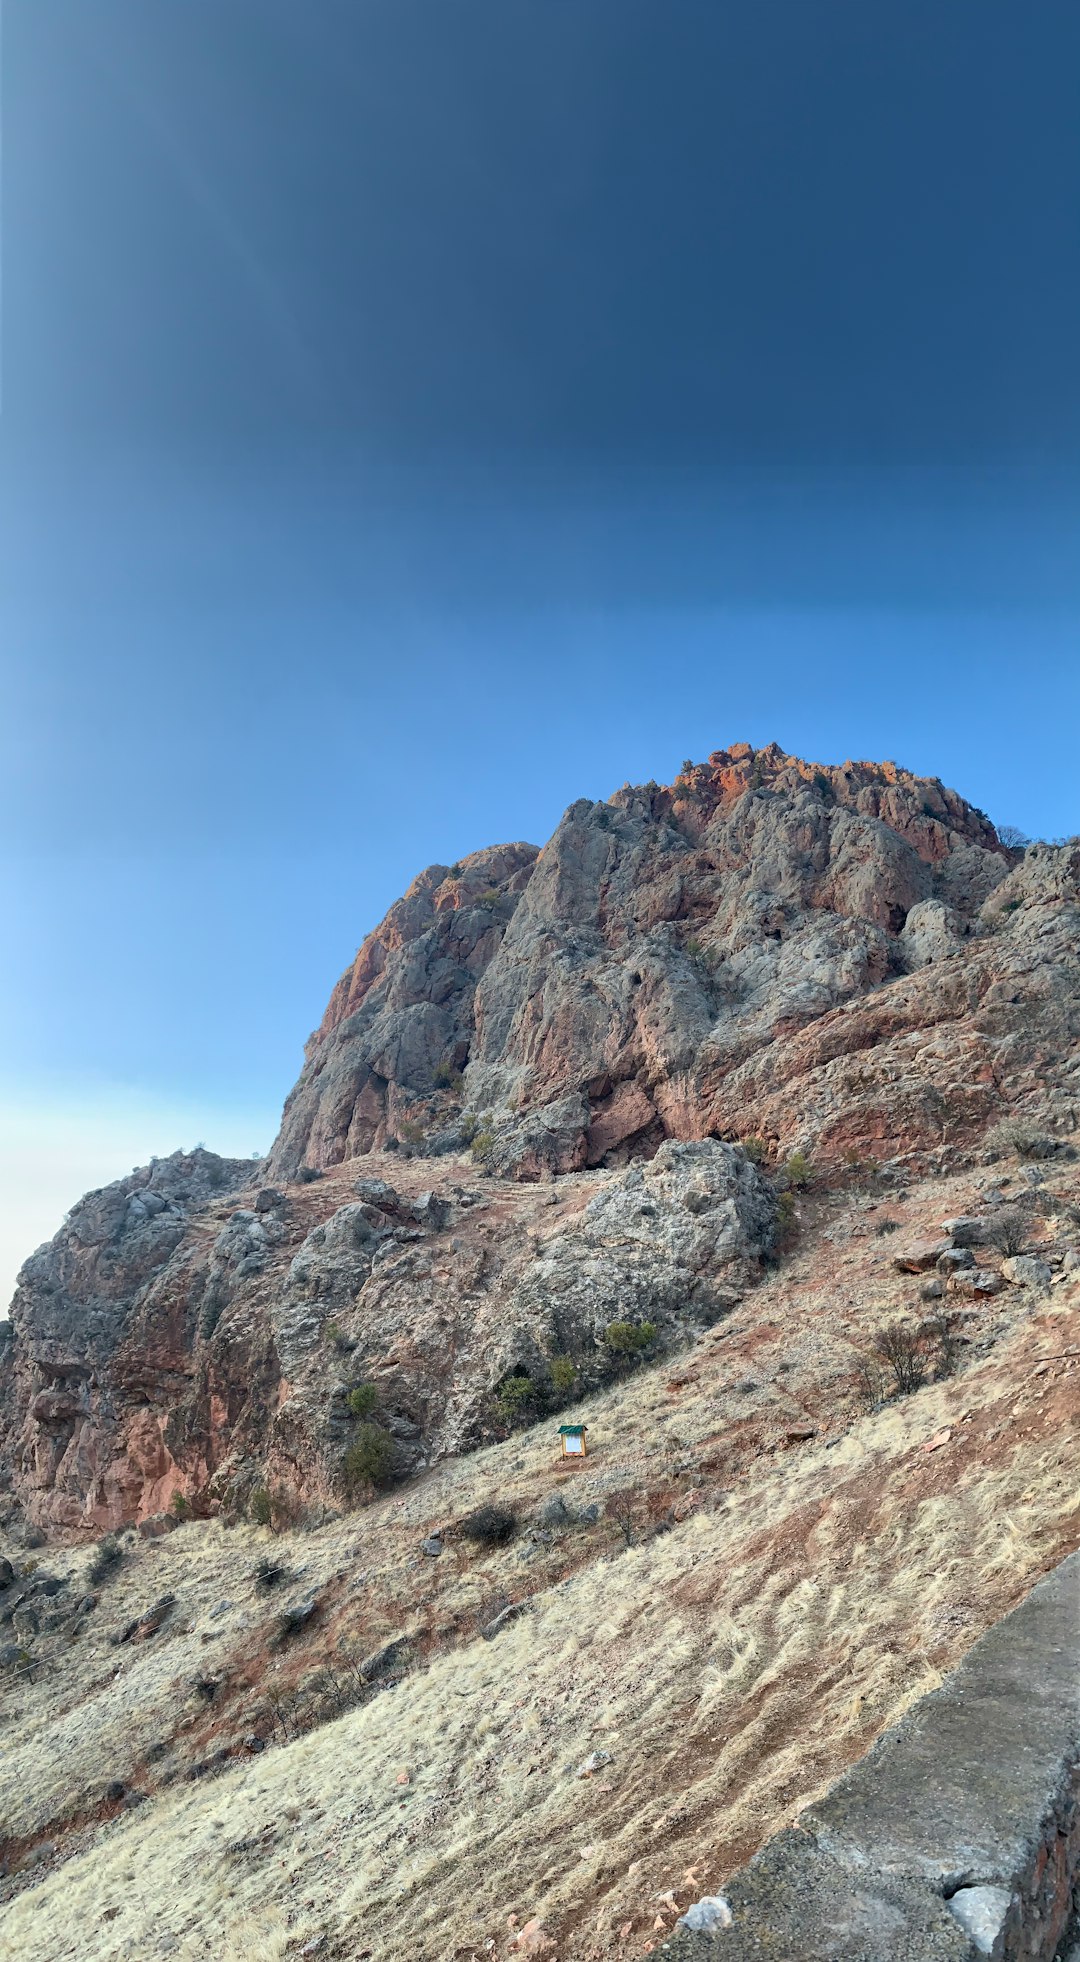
<box><xmin>2</xmin><ymin>745</ymin><xmax>1078</xmax><ymax>1536</ymax></box>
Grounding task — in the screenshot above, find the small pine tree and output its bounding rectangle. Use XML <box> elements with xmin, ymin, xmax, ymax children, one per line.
<box><xmin>784</xmin><ymin>1150</ymin><xmax>811</xmax><ymax>1189</ymax></box>
<box><xmin>250</xmin><ymin>1486</ymin><xmax>273</xmax><ymax>1528</ymax></box>
<box><xmin>343</xmin><ymin>1423</ymin><xmax>394</xmax><ymax>1491</ymax></box>
<box><xmin>549</xmin><ymin>1355</ymin><xmax>577</xmax><ymax>1397</ymax></box>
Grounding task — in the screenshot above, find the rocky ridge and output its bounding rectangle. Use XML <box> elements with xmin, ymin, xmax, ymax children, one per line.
<box><xmin>1</xmin><ymin>743</ymin><xmax>1078</xmax><ymax>1539</ymax></box>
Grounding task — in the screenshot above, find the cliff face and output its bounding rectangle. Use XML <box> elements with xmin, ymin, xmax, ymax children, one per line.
<box><xmin>2</xmin><ymin>744</ymin><xmax>1078</xmax><ymax>1538</ymax></box>
<box><xmin>270</xmin><ymin>742</ymin><xmax>1045</xmax><ymax>1182</ymax></box>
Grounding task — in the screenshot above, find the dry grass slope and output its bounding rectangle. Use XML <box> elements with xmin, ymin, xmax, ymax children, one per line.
<box><xmin>2</xmin><ymin>1154</ymin><xmax>1078</xmax><ymax>1961</ymax></box>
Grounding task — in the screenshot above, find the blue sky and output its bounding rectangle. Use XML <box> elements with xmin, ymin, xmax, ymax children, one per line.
<box><xmin>2</xmin><ymin>0</ymin><xmax>1078</xmax><ymax>1306</ymax></box>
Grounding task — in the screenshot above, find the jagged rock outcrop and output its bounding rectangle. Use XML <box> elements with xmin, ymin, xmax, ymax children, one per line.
<box><xmin>2</xmin><ymin>744</ymin><xmax>1078</xmax><ymax>1537</ymax></box>
<box><xmin>269</xmin><ymin>744</ymin><xmax>1059</xmax><ymax>1182</ymax></box>
<box><xmin>0</xmin><ymin>1143</ymin><xmax>775</xmax><ymax>1535</ymax></box>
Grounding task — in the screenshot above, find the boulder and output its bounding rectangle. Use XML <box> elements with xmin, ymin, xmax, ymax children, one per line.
<box><xmin>1001</xmin><ymin>1255</ymin><xmax>1053</xmax><ymax>1290</ymax></box>
<box><xmin>893</xmin><ymin>1240</ymin><xmax>950</xmax><ymax>1274</ymax></box>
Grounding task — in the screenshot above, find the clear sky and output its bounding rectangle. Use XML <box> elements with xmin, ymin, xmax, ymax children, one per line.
<box><xmin>2</xmin><ymin>0</ymin><xmax>1078</xmax><ymax>1309</ymax></box>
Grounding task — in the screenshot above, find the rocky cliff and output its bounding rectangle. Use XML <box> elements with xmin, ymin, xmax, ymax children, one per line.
<box><xmin>2</xmin><ymin>744</ymin><xmax>1078</xmax><ymax>1538</ymax></box>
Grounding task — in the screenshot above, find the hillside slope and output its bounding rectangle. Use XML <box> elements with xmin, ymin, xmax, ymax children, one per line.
<box><xmin>1</xmin><ymin>1143</ymin><xmax>1078</xmax><ymax>1959</ymax></box>
<box><xmin>1</xmin><ymin>745</ymin><xmax>1077</xmax><ymax>1539</ymax></box>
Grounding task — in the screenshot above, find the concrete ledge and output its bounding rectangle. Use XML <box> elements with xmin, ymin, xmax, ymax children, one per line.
<box><xmin>674</xmin><ymin>1550</ymin><xmax>1080</xmax><ymax>1960</ymax></box>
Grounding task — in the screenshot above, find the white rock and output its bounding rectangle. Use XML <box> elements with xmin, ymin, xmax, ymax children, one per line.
<box><xmin>677</xmin><ymin>1895</ymin><xmax>734</xmax><ymax>1933</ymax></box>
<box><xmin>946</xmin><ymin>1884</ymin><xmax>1013</xmax><ymax>1954</ymax></box>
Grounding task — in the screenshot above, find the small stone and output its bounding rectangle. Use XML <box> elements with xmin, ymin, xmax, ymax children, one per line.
<box><xmin>938</xmin><ymin>1247</ymin><xmax>975</xmax><ymax>1273</ymax></box>
<box><xmin>677</xmin><ymin>1896</ymin><xmax>734</xmax><ymax>1933</ymax></box>
<box><xmin>576</xmin><ymin>1750</ymin><xmax>613</xmax><ymax>1777</ymax></box>
<box><xmin>946</xmin><ymin>1884</ymin><xmax>1012</xmax><ymax>1954</ymax></box>
<box><xmin>919</xmin><ymin>1277</ymin><xmax>945</xmax><ymax>1301</ymax></box>
<box><xmin>539</xmin><ymin>1495</ymin><xmax>575</xmax><ymax>1528</ymax></box>
<box><xmin>421</xmin><ymin>1535</ymin><xmax>443</xmax><ymax>1557</ymax></box>
<box><xmin>941</xmin><ymin>1217</ymin><xmax>988</xmax><ymax>1247</ymax></box>
<box><xmin>395</xmin><ymin>1769</ymin><xmax>411</xmax><ymax>1785</ymax></box>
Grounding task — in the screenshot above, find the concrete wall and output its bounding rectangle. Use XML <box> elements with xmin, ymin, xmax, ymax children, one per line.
<box><xmin>674</xmin><ymin>1549</ymin><xmax>1080</xmax><ymax>1961</ymax></box>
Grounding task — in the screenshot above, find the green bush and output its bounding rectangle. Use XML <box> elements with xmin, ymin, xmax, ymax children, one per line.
<box><xmin>470</xmin><ymin>1128</ymin><xmax>496</xmax><ymax>1163</ymax></box>
<box><xmin>460</xmin><ymin>1112</ymin><xmax>479</xmax><ymax>1144</ymax></box>
<box><xmin>775</xmin><ymin>1190</ymin><xmax>798</xmax><ymax>1235</ymax></box>
<box><xmin>741</xmin><ymin>1136</ymin><xmax>768</xmax><ymax>1164</ymax></box>
<box><xmin>170</xmin><ymin>1491</ymin><xmax>192</xmax><ymax>1521</ymax></box>
<box><xmin>347</xmin><ymin>1383</ymin><xmax>378</xmax><ymax>1418</ymax></box>
<box><xmin>397</xmin><ymin>1119</ymin><xmax>424</xmax><ymax>1147</ymax></box>
<box><xmin>343</xmin><ymin>1423</ymin><xmax>394</xmax><ymax>1490</ymax></box>
<box><xmin>476</xmin><ymin>887</ymin><xmax>501</xmax><ymax>911</ymax></box>
<box><xmin>249</xmin><ymin>1486</ymin><xmax>273</xmax><ymax>1527</ymax></box>
<box><xmin>549</xmin><ymin>1355</ymin><xmax>578</xmax><ymax>1397</ymax></box>
<box><xmin>784</xmin><ymin>1150</ymin><xmax>811</xmax><ymax>1189</ymax></box>
<box><xmin>434</xmin><ymin>1059</ymin><xmax>463</xmax><ymax>1091</ymax></box>
<box><xmin>603</xmin><ymin>1319</ymin><xmax>657</xmax><ymax>1360</ymax></box>
<box><xmin>496</xmin><ymin>1373</ymin><xmax>536</xmax><ymax>1424</ymax></box>
<box><xmin>88</xmin><ymin>1534</ymin><xmax>123</xmax><ymax>1586</ymax></box>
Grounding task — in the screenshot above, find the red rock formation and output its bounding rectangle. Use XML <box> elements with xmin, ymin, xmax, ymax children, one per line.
<box><xmin>2</xmin><ymin>748</ymin><xmax>1077</xmax><ymax>1539</ymax></box>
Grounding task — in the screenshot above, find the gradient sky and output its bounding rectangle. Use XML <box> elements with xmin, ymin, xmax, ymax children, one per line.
<box><xmin>2</xmin><ymin>0</ymin><xmax>1079</xmax><ymax>1307</ymax></box>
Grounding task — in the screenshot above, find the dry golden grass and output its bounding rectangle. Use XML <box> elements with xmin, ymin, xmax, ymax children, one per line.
<box><xmin>2</xmin><ymin>1158</ymin><xmax>1078</xmax><ymax>1961</ymax></box>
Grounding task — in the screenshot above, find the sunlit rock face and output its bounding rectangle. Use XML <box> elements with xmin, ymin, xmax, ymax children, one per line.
<box><xmin>3</xmin><ymin>747</ymin><xmax>1078</xmax><ymax>1537</ymax></box>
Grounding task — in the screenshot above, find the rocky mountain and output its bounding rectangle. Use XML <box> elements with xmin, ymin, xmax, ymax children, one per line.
<box><xmin>2</xmin><ymin>743</ymin><xmax>1078</xmax><ymax>1541</ymax></box>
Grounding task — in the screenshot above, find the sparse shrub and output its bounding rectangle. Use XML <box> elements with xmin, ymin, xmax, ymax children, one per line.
<box><xmin>604</xmin><ymin>1319</ymin><xmax>657</xmax><ymax>1361</ymax></box>
<box><xmin>549</xmin><ymin>1355</ymin><xmax>578</xmax><ymax>1397</ymax></box>
<box><xmin>347</xmin><ymin>1383</ymin><xmax>379</xmax><ymax>1418</ymax></box>
<box><xmin>680</xmin><ymin>758</ymin><xmax>696</xmax><ymax>777</ymax></box>
<box><xmin>858</xmin><ymin>1313</ymin><xmax>960</xmax><ymax>1405</ymax></box>
<box><xmin>445</xmin><ymin>863</ymin><xmax>462</xmax><ymax>883</ymax></box>
<box><xmin>741</xmin><ymin>1136</ymin><xmax>768</xmax><ymax>1164</ymax></box>
<box><xmin>460</xmin><ymin>1112</ymin><xmax>479</xmax><ymax>1144</ymax></box>
<box><xmin>984</xmin><ymin>1118</ymin><xmax>1062</xmax><ymax>1161</ymax></box>
<box><xmin>870</xmin><ymin>1320</ymin><xmax>927</xmax><ymax>1397</ymax></box>
<box><xmin>476</xmin><ymin>887</ymin><xmax>501</xmax><ymax>911</ymax></box>
<box><xmin>997</xmin><ymin>825</ymin><xmax>1030</xmax><ymax>850</ymax></box>
<box><xmin>685</xmin><ymin>936</ymin><xmax>703</xmax><ymax>958</ymax></box>
<box><xmin>249</xmin><ymin>1486</ymin><xmax>273</xmax><ymax>1528</ymax></box>
<box><xmin>434</xmin><ymin>1059</ymin><xmax>463</xmax><ymax>1091</ymax></box>
<box><xmin>927</xmin><ymin>1312</ymin><xmax>960</xmax><ymax>1379</ymax></box>
<box><xmin>88</xmin><ymin>1534</ymin><xmax>123</xmax><ymax>1586</ymax></box>
<box><xmin>470</xmin><ymin>1128</ymin><xmax>496</xmax><ymax>1163</ymax></box>
<box><xmin>460</xmin><ymin>1503</ymin><xmax>518</xmax><ymax>1546</ymax></box>
<box><xmin>324</xmin><ymin>1323</ymin><xmax>351</xmax><ymax>1354</ymax></box>
<box><xmin>606</xmin><ymin>1488</ymin><xmax>637</xmax><ymax>1549</ymax></box>
<box><xmin>170</xmin><ymin>1491</ymin><xmax>192</xmax><ymax>1521</ymax></box>
<box><xmin>990</xmin><ymin>1206</ymin><xmax>1029</xmax><ymax>1257</ymax></box>
<box><xmin>783</xmin><ymin>1150</ymin><xmax>811</xmax><ymax>1189</ymax></box>
<box><xmin>343</xmin><ymin>1423</ymin><xmax>394</xmax><ymax>1491</ymax></box>
<box><xmin>875</xmin><ymin>1218</ymin><xmax>901</xmax><ymax>1236</ymax></box>
<box><xmin>297</xmin><ymin>1164</ymin><xmax>323</xmax><ymax>1183</ymax></box>
<box><xmin>397</xmin><ymin>1119</ymin><xmax>425</xmax><ymax>1148</ymax></box>
<box><xmin>253</xmin><ymin>1551</ymin><xmax>288</xmax><ymax>1589</ymax></box>
<box><xmin>812</xmin><ymin>770</ymin><xmax>835</xmax><ymax>804</ymax></box>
